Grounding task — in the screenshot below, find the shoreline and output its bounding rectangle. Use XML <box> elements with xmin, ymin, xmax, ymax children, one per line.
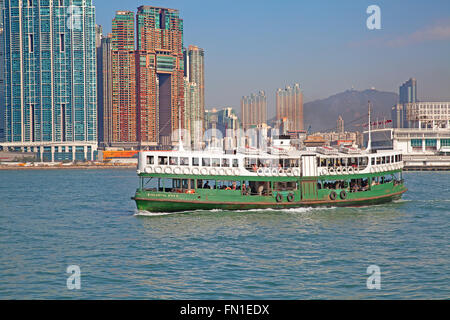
<box><xmin>0</xmin><ymin>164</ymin><xmax>137</xmax><ymax>170</ymax></box>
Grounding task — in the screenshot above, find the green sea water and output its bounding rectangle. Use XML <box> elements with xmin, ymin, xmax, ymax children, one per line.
<box><xmin>0</xmin><ymin>169</ymin><xmax>448</xmax><ymax>299</ymax></box>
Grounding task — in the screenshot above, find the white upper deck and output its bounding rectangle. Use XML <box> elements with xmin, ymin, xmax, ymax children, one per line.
<box><xmin>137</xmin><ymin>144</ymin><xmax>404</xmax><ymax>178</ymax></box>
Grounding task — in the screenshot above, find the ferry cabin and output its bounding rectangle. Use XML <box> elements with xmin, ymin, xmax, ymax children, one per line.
<box><xmin>134</xmin><ymin>149</ymin><xmax>406</xmax><ymax>211</ymax></box>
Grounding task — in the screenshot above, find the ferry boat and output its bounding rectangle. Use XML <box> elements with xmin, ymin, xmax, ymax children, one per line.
<box><xmin>132</xmin><ymin>136</ymin><xmax>407</xmax><ymax>213</ymax></box>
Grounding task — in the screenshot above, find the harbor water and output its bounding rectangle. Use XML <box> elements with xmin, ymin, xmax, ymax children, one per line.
<box><xmin>0</xmin><ymin>169</ymin><xmax>448</xmax><ymax>299</ymax></box>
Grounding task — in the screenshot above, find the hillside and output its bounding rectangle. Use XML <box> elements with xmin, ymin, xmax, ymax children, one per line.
<box><xmin>303</xmin><ymin>89</ymin><xmax>398</xmax><ymax>132</ymax></box>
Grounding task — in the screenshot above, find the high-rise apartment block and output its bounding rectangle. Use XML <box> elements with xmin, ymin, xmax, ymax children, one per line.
<box><xmin>399</xmin><ymin>78</ymin><xmax>417</xmax><ymax>104</ymax></box>
<box><xmin>111</xmin><ymin>11</ymin><xmax>137</xmax><ymax>145</ymax></box>
<box><xmin>136</xmin><ymin>6</ymin><xmax>184</xmax><ymax>147</ymax></box>
<box><xmin>241</xmin><ymin>91</ymin><xmax>267</xmax><ymax>130</ymax></box>
<box><xmin>276</xmin><ymin>83</ymin><xmax>304</xmax><ymax>132</ymax></box>
<box><xmin>1</xmin><ymin>0</ymin><xmax>97</xmax><ymax>161</ymax></box>
<box><xmin>183</xmin><ymin>45</ymin><xmax>204</xmax><ymax>147</ymax></box>
<box><xmin>104</xmin><ymin>7</ymin><xmax>185</xmax><ymax>149</ymax></box>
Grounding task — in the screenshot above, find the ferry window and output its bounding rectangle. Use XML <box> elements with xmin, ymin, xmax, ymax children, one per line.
<box><xmin>197</xmin><ymin>179</ymin><xmax>216</xmax><ymax>189</ymax></box>
<box><xmin>192</xmin><ymin>158</ymin><xmax>199</xmax><ymax>166</ymax></box>
<box><xmin>320</xmin><ymin>158</ymin><xmax>327</xmax><ymax>167</ymax></box>
<box><xmin>217</xmin><ymin>180</ymin><xmax>240</xmax><ymax>190</ymax></box>
<box><xmin>382</xmin><ymin>157</ymin><xmax>386</xmax><ymax>164</ymax></box>
<box><xmin>212</xmin><ymin>158</ymin><xmax>220</xmax><ymax>167</ymax></box>
<box><xmin>202</xmin><ymin>158</ymin><xmax>210</xmax><ymax>166</ymax></box>
<box><xmin>180</xmin><ymin>157</ymin><xmax>189</xmax><ymax>166</ymax></box>
<box><xmin>391</xmin><ymin>155</ymin><xmax>394</xmax><ymax>163</ymax></box>
<box><xmin>371</xmin><ymin>158</ymin><xmax>375</xmax><ymax>165</ymax></box>
<box><xmin>387</xmin><ymin>156</ymin><xmax>391</xmax><ymax>164</ymax></box>
<box><xmin>289</xmin><ymin>159</ymin><xmax>299</xmax><ymax>167</ymax></box>
<box><xmin>158</xmin><ymin>156</ymin><xmax>168</xmax><ymax>165</ymax></box>
<box><xmin>169</xmin><ymin>157</ymin><xmax>178</xmax><ymax>165</ymax></box>
<box><xmin>232</xmin><ymin>159</ymin><xmax>239</xmax><ymax>167</ymax></box>
<box><xmin>376</xmin><ymin>157</ymin><xmax>381</xmax><ymax>165</ymax></box>
<box><xmin>244</xmin><ymin>181</ymin><xmax>273</xmax><ymax>196</ymax></box>
<box><xmin>221</xmin><ymin>158</ymin><xmax>230</xmax><ymax>167</ymax></box>
<box><xmin>360</xmin><ymin>157</ymin><xmax>368</xmax><ymax>166</ymax></box>
<box><xmin>146</xmin><ymin>156</ymin><xmax>154</xmax><ymax>165</ymax></box>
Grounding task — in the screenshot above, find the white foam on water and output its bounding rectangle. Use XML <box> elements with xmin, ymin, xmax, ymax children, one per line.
<box><xmin>134</xmin><ymin>209</ymin><xmax>177</xmax><ymax>217</ymax></box>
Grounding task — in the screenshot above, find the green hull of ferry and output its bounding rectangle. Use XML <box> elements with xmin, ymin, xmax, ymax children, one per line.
<box><xmin>133</xmin><ymin>170</ymin><xmax>407</xmax><ymax>213</ymax></box>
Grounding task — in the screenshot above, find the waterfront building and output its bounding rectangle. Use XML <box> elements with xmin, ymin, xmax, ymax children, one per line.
<box><xmin>136</xmin><ymin>6</ymin><xmax>184</xmax><ymax>147</ymax></box>
<box><xmin>399</xmin><ymin>78</ymin><xmax>417</xmax><ymax>104</ymax></box>
<box><xmin>241</xmin><ymin>91</ymin><xmax>267</xmax><ymax>130</ymax></box>
<box><xmin>1</xmin><ymin>0</ymin><xmax>97</xmax><ymax>161</ymax></box>
<box><xmin>0</xmin><ymin>0</ymin><xmax>4</xmax><ymax>142</ymax></box>
<box><xmin>100</xmin><ymin>33</ymin><xmax>113</xmax><ymax>147</ymax></box>
<box><xmin>366</xmin><ymin>103</ymin><xmax>450</xmax><ymax>169</ymax></box>
<box><xmin>184</xmin><ymin>79</ymin><xmax>201</xmax><ymax>147</ymax></box>
<box><xmin>111</xmin><ymin>11</ymin><xmax>137</xmax><ymax>146</ymax></box>
<box><xmin>184</xmin><ymin>45</ymin><xmax>204</xmax><ymax>143</ymax></box>
<box><xmin>276</xmin><ymin>84</ymin><xmax>304</xmax><ymax>132</ymax></box>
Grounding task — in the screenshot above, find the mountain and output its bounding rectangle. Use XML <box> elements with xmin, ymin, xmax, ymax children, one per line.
<box><xmin>303</xmin><ymin>89</ymin><xmax>398</xmax><ymax>132</ymax></box>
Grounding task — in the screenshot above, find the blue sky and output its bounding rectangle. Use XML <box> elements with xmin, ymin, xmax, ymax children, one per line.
<box><xmin>95</xmin><ymin>0</ymin><xmax>450</xmax><ymax>116</ymax></box>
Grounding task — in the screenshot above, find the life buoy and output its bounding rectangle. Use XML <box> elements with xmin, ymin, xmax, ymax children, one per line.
<box><xmin>287</xmin><ymin>193</ymin><xmax>295</xmax><ymax>202</ymax></box>
<box><xmin>342</xmin><ymin>167</ymin><xmax>347</xmax><ymax>174</ymax></box>
<box><xmin>329</xmin><ymin>168</ymin><xmax>336</xmax><ymax>175</ymax></box>
<box><xmin>192</xmin><ymin>167</ymin><xmax>200</xmax><ymax>175</ymax></box>
<box><xmin>144</xmin><ymin>167</ymin><xmax>152</xmax><ymax>174</ymax></box>
<box><xmin>348</xmin><ymin>167</ymin><xmax>354</xmax><ymax>174</ymax></box>
<box><xmin>226</xmin><ymin>168</ymin><xmax>234</xmax><ymax>175</ymax></box>
<box><xmin>264</xmin><ymin>168</ymin><xmax>271</xmax><ymax>176</ymax></box>
<box><xmin>200</xmin><ymin>168</ymin><xmax>208</xmax><ymax>175</ymax></box>
<box><xmin>219</xmin><ymin>168</ymin><xmax>225</xmax><ymax>175</ymax></box>
<box><xmin>155</xmin><ymin>166</ymin><xmax>162</xmax><ymax>174</ymax></box>
<box><xmin>275</xmin><ymin>193</ymin><xmax>283</xmax><ymax>202</ymax></box>
<box><xmin>173</xmin><ymin>167</ymin><xmax>181</xmax><ymax>174</ymax></box>
<box><xmin>329</xmin><ymin>191</ymin><xmax>337</xmax><ymax>201</ymax></box>
<box><xmin>272</xmin><ymin>168</ymin><xmax>279</xmax><ymax>176</ymax></box>
<box><xmin>321</xmin><ymin>168</ymin><xmax>328</xmax><ymax>175</ymax></box>
<box><xmin>340</xmin><ymin>190</ymin><xmax>347</xmax><ymax>200</ymax></box>
<box><xmin>278</xmin><ymin>168</ymin><xmax>285</xmax><ymax>176</ymax></box>
<box><xmin>233</xmin><ymin>168</ymin><xmax>240</xmax><ymax>175</ymax></box>
<box><xmin>293</xmin><ymin>168</ymin><xmax>300</xmax><ymax>176</ymax></box>
<box><xmin>336</xmin><ymin>167</ymin><xmax>342</xmax><ymax>174</ymax></box>
<box><xmin>209</xmin><ymin>168</ymin><xmax>217</xmax><ymax>175</ymax></box>
<box><xmin>257</xmin><ymin>168</ymin><xmax>264</xmax><ymax>176</ymax></box>
<box><xmin>164</xmin><ymin>167</ymin><xmax>172</xmax><ymax>174</ymax></box>
<box><xmin>183</xmin><ymin>167</ymin><xmax>190</xmax><ymax>175</ymax></box>
<box><xmin>286</xmin><ymin>168</ymin><xmax>293</xmax><ymax>176</ymax></box>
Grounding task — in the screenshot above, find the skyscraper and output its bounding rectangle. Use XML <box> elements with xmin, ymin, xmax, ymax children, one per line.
<box><xmin>0</xmin><ymin>0</ymin><xmax>4</xmax><ymax>142</ymax></box>
<box><xmin>241</xmin><ymin>91</ymin><xmax>267</xmax><ymax>130</ymax></box>
<box><xmin>111</xmin><ymin>11</ymin><xmax>137</xmax><ymax>145</ymax></box>
<box><xmin>399</xmin><ymin>78</ymin><xmax>417</xmax><ymax>104</ymax></box>
<box><xmin>101</xmin><ymin>33</ymin><xmax>113</xmax><ymax>146</ymax></box>
<box><xmin>276</xmin><ymin>83</ymin><xmax>304</xmax><ymax>132</ymax></box>
<box><xmin>184</xmin><ymin>45</ymin><xmax>204</xmax><ymax>147</ymax></box>
<box><xmin>136</xmin><ymin>6</ymin><xmax>184</xmax><ymax>147</ymax></box>
<box><xmin>1</xmin><ymin>0</ymin><xmax>97</xmax><ymax>161</ymax></box>
<box><xmin>184</xmin><ymin>79</ymin><xmax>201</xmax><ymax>148</ymax></box>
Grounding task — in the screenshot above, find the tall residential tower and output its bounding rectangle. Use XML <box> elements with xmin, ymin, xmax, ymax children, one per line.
<box><xmin>276</xmin><ymin>84</ymin><xmax>304</xmax><ymax>132</ymax></box>
<box><xmin>1</xmin><ymin>0</ymin><xmax>97</xmax><ymax>161</ymax></box>
<box><xmin>241</xmin><ymin>91</ymin><xmax>267</xmax><ymax>130</ymax></box>
<box><xmin>136</xmin><ymin>6</ymin><xmax>184</xmax><ymax>147</ymax></box>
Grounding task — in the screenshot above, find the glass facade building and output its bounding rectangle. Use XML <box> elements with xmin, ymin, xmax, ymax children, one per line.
<box><xmin>1</xmin><ymin>0</ymin><xmax>97</xmax><ymax>161</ymax></box>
